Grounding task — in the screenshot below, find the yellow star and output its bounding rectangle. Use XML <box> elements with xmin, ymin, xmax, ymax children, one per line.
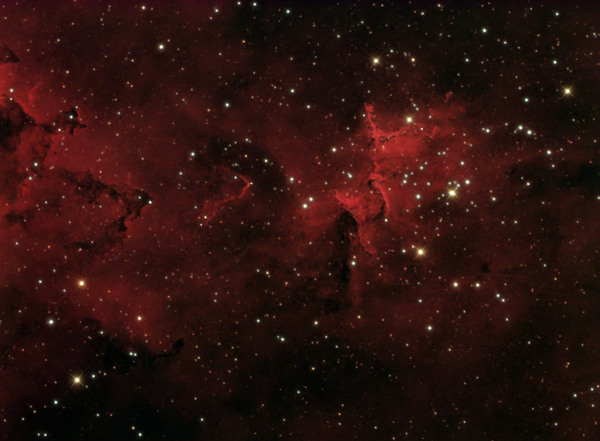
<box><xmin>403</xmin><ymin>113</ymin><xmax>415</xmax><ymax>125</ymax></box>
<box><xmin>414</xmin><ymin>246</ymin><xmax>428</xmax><ymax>259</ymax></box>
<box><xmin>62</xmin><ymin>364</ymin><xmax>94</xmax><ymax>398</ymax></box>
<box><xmin>369</xmin><ymin>54</ymin><xmax>383</xmax><ymax>67</ymax></box>
<box><xmin>559</xmin><ymin>84</ymin><xmax>576</xmax><ymax>101</ymax></box>
<box><xmin>554</xmin><ymin>81</ymin><xmax>581</xmax><ymax>107</ymax></box>
<box><xmin>446</xmin><ymin>187</ymin><xmax>460</xmax><ymax>201</ymax></box>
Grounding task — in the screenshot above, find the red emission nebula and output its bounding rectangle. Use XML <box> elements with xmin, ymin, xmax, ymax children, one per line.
<box><xmin>1</xmin><ymin>1</ymin><xmax>600</xmax><ymax>440</ymax></box>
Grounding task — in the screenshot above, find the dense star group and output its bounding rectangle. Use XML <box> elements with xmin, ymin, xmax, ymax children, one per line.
<box><xmin>0</xmin><ymin>1</ymin><xmax>599</xmax><ymax>440</ymax></box>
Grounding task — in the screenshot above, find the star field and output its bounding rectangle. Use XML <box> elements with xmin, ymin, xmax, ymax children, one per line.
<box><xmin>1</xmin><ymin>1</ymin><xmax>600</xmax><ymax>440</ymax></box>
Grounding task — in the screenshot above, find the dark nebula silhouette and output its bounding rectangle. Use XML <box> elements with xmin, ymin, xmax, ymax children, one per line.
<box><xmin>0</xmin><ymin>43</ymin><xmax>18</xmax><ymax>64</ymax></box>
